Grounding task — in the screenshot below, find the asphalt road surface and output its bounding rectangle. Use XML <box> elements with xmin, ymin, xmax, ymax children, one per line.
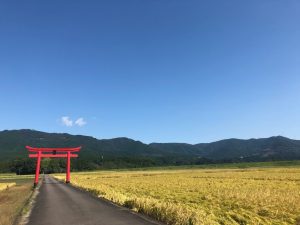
<box><xmin>27</xmin><ymin>175</ymin><xmax>163</xmax><ymax>225</ymax></box>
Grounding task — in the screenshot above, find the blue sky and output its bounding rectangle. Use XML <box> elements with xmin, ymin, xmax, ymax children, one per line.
<box><xmin>0</xmin><ymin>0</ymin><xmax>300</xmax><ymax>144</ymax></box>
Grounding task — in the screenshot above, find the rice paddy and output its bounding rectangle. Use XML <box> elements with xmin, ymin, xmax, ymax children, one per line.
<box><xmin>54</xmin><ymin>167</ymin><xmax>300</xmax><ymax>225</ymax></box>
<box><xmin>0</xmin><ymin>174</ymin><xmax>34</xmax><ymax>225</ymax></box>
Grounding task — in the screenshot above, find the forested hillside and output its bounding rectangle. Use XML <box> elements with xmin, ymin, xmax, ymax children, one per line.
<box><xmin>1</xmin><ymin>129</ymin><xmax>300</xmax><ymax>173</ymax></box>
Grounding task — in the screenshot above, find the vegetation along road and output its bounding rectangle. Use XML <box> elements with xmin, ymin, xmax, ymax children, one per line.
<box><xmin>0</xmin><ymin>174</ymin><xmax>33</xmax><ymax>225</ymax></box>
<box><xmin>27</xmin><ymin>175</ymin><xmax>162</xmax><ymax>225</ymax></box>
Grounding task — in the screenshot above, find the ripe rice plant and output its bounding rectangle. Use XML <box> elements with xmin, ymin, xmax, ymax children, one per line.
<box><xmin>54</xmin><ymin>167</ymin><xmax>300</xmax><ymax>225</ymax></box>
<box><xmin>0</xmin><ymin>183</ymin><xmax>16</xmax><ymax>191</ymax></box>
<box><xmin>0</xmin><ymin>174</ymin><xmax>33</xmax><ymax>225</ymax></box>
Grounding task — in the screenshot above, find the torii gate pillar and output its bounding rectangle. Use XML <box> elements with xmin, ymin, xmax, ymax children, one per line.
<box><xmin>26</xmin><ymin>146</ymin><xmax>81</xmax><ymax>187</ymax></box>
<box><xmin>66</xmin><ymin>151</ymin><xmax>71</xmax><ymax>183</ymax></box>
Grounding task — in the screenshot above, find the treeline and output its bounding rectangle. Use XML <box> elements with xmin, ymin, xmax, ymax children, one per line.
<box><xmin>0</xmin><ymin>156</ymin><xmax>270</xmax><ymax>174</ymax></box>
<box><xmin>1</xmin><ymin>156</ymin><xmax>216</xmax><ymax>174</ymax></box>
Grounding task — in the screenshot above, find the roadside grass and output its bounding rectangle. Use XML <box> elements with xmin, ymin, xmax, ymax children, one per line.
<box><xmin>0</xmin><ymin>174</ymin><xmax>34</xmax><ymax>225</ymax></box>
<box><xmin>54</xmin><ymin>163</ymin><xmax>300</xmax><ymax>225</ymax></box>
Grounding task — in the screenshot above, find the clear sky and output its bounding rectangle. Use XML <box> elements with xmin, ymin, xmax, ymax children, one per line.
<box><xmin>0</xmin><ymin>0</ymin><xmax>300</xmax><ymax>144</ymax></box>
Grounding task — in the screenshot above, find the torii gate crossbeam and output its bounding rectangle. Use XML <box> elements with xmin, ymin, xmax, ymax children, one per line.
<box><xmin>26</xmin><ymin>146</ymin><xmax>81</xmax><ymax>187</ymax></box>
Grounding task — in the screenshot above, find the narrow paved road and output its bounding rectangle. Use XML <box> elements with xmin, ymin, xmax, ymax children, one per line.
<box><xmin>27</xmin><ymin>175</ymin><xmax>163</xmax><ymax>225</ymax></box>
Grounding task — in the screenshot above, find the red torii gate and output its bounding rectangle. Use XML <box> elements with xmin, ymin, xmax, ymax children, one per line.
<box><xmin>26</xmin><ymin>146</ymin><xmax>81</xmax><ymax>187</ymax></box>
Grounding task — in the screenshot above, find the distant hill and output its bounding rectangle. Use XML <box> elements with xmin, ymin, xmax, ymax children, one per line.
<box><xmin>152</xmin><ymin>136</ymin><xmax>300</xmax><ymax>161</ymax></box>
<box><xmin>0</xmin><ymin>129</ymin><xmax>300</xmax><ymax>173</ymax></box>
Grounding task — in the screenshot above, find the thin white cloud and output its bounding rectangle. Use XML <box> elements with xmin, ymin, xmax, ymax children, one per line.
<box><xmin>75</xmin><ymin>117</ymin><xmax>87</xmax><ymax>127</ymax></box>
<box><xmin>61</xmin><ymin>116</ymin><xmax>73</xmax><ymax>127</ymax></box>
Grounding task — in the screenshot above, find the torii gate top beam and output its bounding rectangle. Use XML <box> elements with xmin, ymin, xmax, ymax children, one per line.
<box><xmin>26</xmin><ymin>146</ymin><xmax>81</xmax><ymax>152</ymax></box>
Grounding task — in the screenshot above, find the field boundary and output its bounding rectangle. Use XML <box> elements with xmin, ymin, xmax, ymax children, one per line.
<box><xmin>69</xmin><ymin>160</ymin><xmax>300</xmax><ymax>173</ymax></box>
<box><xmin>15</xmin><ymin>176</ymin><xmax>43</xmax><ymax>225</ymax></box>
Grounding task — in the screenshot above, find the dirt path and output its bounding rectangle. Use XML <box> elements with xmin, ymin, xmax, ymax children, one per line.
<box><xmin>27</xmin><ymin>175</ymin><xmax>163</xmax><ymax>225</ymax></box>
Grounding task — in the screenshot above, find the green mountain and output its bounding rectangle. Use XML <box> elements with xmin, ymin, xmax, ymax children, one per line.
<box><xmin>0</xmin><ymin>129</ymin><xmax>300</xmax><ymax>173</ymax></box>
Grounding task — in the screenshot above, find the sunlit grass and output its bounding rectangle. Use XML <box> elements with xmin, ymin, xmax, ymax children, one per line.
<box><xmin>0</xmin><ymin>174</ymin><xmax>33</xmax><ymax>225</ymax></box>
<box><xmin>0</xmin><ymin>183</ymin><xmax>16</xmax><ymax>191</ymax></box>
<box><xmin>54</xmin><ymin>167</ymin><xmax>300</xmax><ymax>225</ymax></box>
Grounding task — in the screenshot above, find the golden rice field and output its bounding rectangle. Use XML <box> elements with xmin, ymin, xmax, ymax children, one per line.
<box><xmin>0</xmin><ymin>182</ymin><xmax>16</xmax><ymax>191</ymax></box>
<box><xmin>54</xmin><ymin>167</ymin><xmax>300</xmax><ymax>225</ymax></box>
<box><xmin>0</xmin><ymin>174</ymin><xmax>33</xmax><ymax>225</ymax></box>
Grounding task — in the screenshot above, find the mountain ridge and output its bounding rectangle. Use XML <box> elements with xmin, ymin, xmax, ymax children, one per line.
<box><xmin>0</xmin><ymin>129</ymin><xmax>300</xmax><ymax>172</ymax></box>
